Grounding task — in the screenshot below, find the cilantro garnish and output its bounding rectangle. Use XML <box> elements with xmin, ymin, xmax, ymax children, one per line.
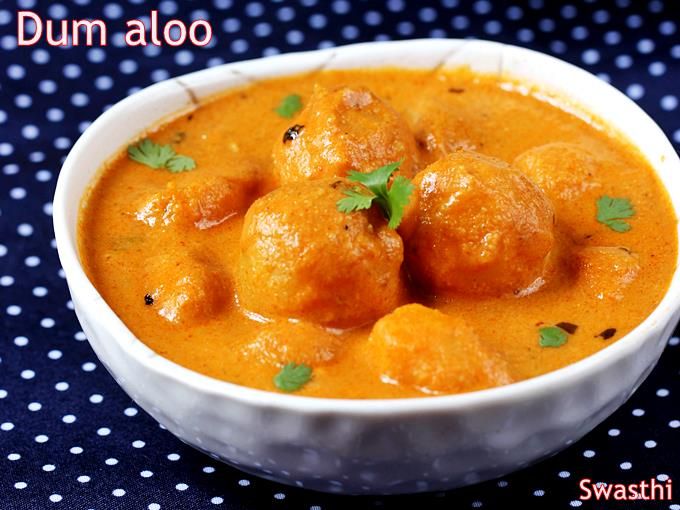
<box><xmin>596</xmin><ymin>195</ymin><xmax>635</xmax><ymax>232</ymax></box>
<box><xmin>275</xmin><ymin>94</ymin><xmax>303</xmax><ymax>119</ymax></box>
<box><xmin>127</xmin><ymin>139</ymin><xmax>196</xmax><ymax>173</ymax></box>
<box><xmin>273</xmin><ymin>362</ymin><xmax>312</xmax><ymax>392</ymax></box>
<box><xmin>539</xmin><ymin>326</ymin><xmax>569</xmax><ymax>347</ymax></box>
<box><xmin>336</xmin><ymin>161</ymin><xmax>414</xmax><ymax>229</ymax></box>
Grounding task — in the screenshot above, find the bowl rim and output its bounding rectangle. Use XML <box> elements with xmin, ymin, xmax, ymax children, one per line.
<box><xmin>53</xmin><ymin>38</ymin><xmax>680</xmax><ymax>415</ymax></box>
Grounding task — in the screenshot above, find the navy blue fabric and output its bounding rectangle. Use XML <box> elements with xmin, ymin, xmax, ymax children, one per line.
<box><xmin>1</xmin><ymin>1</ymin><xmax>679</xmax><ymax>508</ymax></box>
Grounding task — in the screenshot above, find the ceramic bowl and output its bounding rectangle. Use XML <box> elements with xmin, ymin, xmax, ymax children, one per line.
<box><xmin>53</xmin><ymin>39</ymin><xmax>680</xmax><ymax>494</ymax></box>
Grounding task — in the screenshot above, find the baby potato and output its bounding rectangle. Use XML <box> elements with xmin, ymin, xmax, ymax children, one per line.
<box><xmin>237</xmin><ymin>178</ymin><xmax>405</xmax><ymax>328</ymax></box>
<box><xmin>400</xmin><ymin>150</ymin><xmax>555</xmax><ymax>296</ymax></box>
<box><xmin>135</xmin><ymin>175</ymin><xmax>256</xmax><ymax>230</ymax></box>
<box><xmin>571</xmin><ymin>246</ymin><xmax>640</xmax><ymax>301</ymax></box>
<box><xmin>272</xmin><ymin>86</ymin><xmax>417</xmax><ymax>184</ymax></box>
<box><xmin>368</xmin><ymin>304</ymin><xmax>511</xmax><ymax>394</ymax></box>
<box><xmin>143</xmin><ymin>251</ymin><xmax>228</xmax><ymax>324</ymax></box>
<box><xmin>513</xmin><ymin>143</ymin><xmax>602</xmax><ymax>232</ymax></box>
<box><xmin>240</xmin><ymin>320</ymin><xmax>342</xmax><ymax>368</ymax></box>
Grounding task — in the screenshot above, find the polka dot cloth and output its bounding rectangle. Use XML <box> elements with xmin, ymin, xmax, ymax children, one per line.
<box><xmin>1</xmin><ymin>0</ymin><xmax>679</xmax><ymax>508</ymax></box>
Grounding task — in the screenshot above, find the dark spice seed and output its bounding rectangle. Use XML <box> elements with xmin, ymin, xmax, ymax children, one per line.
<box><xmin>556</xmin><ymin>322</ymin><xmax>578</xmax><ymax>335</ymax></box>
<box><xmin>448</xmin><ymin>87</ymin><xmax>465</xmax><ymax>93</ymax></box>
<box><xmin>283</xmin><ymin>124</ymin><xmax>304</xmax><ymax>143</ymax></box>
<box><xmin>144</xmin><ymin>294</ymin><xmax>154</xmax><ymax>306</ymax></box>
<box><xmin>597</xmin><ymin>328</ymin><xmax>617</xmax><ymax>340</ymax></box>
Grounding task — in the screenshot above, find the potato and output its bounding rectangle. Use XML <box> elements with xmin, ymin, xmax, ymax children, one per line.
<box><xmin>272</xmin><ymin>85</ymin><xmax>417</xmax><ymax>183</ymax></box>
<box><xmin>513</xmin><ymin>143</ymin><xmax>602</xmax><ymax>233</ymax></box>
<box><xmin>400</xmin><ymin>150</ymin><xmax>555</xmax><ymax>296</ymax></box>
<box><xmin>368</xmin><ymin>304</ymin><xmax>511</xmax><ymax>394</ymax></box>
<box><xmin>571</xmin><ymin>246</ymin><xmax>640</xmax><ymax>301</ymax></box>
<box><xmin>239</xmin><ymin>320</ymin><xmax>342</xmax><ymax>368</ymax></box>
<box><xmin>135</xmin><ymin>175</ymin><xmax>256</xmax><ymax>230</ymax></box>
<box><xmin>143</xmin><ymin>250</ymin><xmax>228</xmax><ymax>324</ymax></box>
<box><xmin>237</xmin><ymin>178</ymin><xmax>404</xmax><ymax>328</ymax></box>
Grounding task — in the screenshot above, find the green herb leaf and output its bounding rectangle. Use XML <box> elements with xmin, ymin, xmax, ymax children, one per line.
<box><xmin>128</xmin><ymin>139</ymin><xmax>196</xmax><ymax>173</ymax></box>
<box><xmin>274</xmin><ymin>362</ymin><xmax>312</xmax><ymax>392</ymax></box>
<box><xmin>596</xmin><ymin>196</ymin><xmax>634</xmax><ymax>232</ymax></box>
<box><xmin>166</xmin><ymin>155</ymin><xmax>196</xmax><ymax>173</ymax></box>
<box><xmin>336</xmin><ymin>188</ymin><xmax>375</xmax><ymax>213</ymax></box>
<box><xmin>336</xmin><ymin>161</ymin><xmax>413</xmax><ymax>229</ymax></box>
<box><xmin>275</xmin><ymin>94</ymin><xmax>303</xmax><ymax>119</ymax></box>
<box><xmin>539</xmin><ymin>326</ymin><xmax>569</xmax><ymax>348</ymax></box>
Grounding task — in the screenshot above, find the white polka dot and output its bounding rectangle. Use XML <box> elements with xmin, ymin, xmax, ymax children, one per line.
<box><xmin>87</xmin><ymin>48</ymin><xmax>106</xmax><ymax>63</ymax></box>
<box><xmin>167</xmin><ymin>453</ymin><xmax>180</xmax><ymax>461</ymax></box>
<box><xmin>15</xmin><ymin>482</ymin><xmax>27</xmax><ymax>489</ymax></box>
<box><xmin>658</xmin><ymin>474</ymin><xmax>670</xmax><ymax>482</ymax></box>
<box><xmin>119</xmin><ymin>59</ymin><xmax>138</xmax><ymax>74</ymax></box>
<box><xmin>286</xmin><ymin>29</ymin><xmax>304</xmax><ymax>45</ymax></box>
<box><xmin>644</xmin><ymin>440</ymin><xmax>657</xmax><ymax>448</ymax></box>
<box><xmin>581</xmin><ymin>49</ymin><xmax>600</xmax><ymax>65</ymax></box>
<box><xmin>17</xmin><ymin>223</ymin><xmax>33</xmax><ymax>236</ymax></box>
<box><xmin>70</xmin><ymin>446</ymin><xmax>83</xmax><ymax>454</ymax></box>
<box><xmin>75</xmin><ymin>331</ymin><xmax>87</xmax><ymax>341</ymax></box>
<box><xmin>211</xmin><ymin>497</ymin><xmax>224</xmax><ymax>504</ymax></box>
<box><xmin>558</xmin><ymin>470</ymin><xmax>570</xmax><ymax>478</ymax></box>
<box><xmin>632</xmin><ymin>408</ymin><xmax>645</xmax><ymax>416</ymax></box>
<box><xmin>649</xmin><ymin>61</ymin><xmax>666</xmax><ymax>76</ymax></box>
<box><xmin>43</xmin><ymin>464</ymin><xmax>56</xmax><ymax>472</ymax></box>
<box><xmin>105</xmin><ymin>457</ymin><xmax>118</xmax><ymax>465</ymax></box>
<box><xmin>71</xmin><ymin>93</ymin><xmax>89</xmax><ymax>107</ymax></box>
<box><xmin>148</xmin><ymin>504</ymin><xmax>160</xmax><ymax>510</ymax></box>
<box><xmin>570</xmin><ymin>501</ymin><xmax>583</xmax><ymax>507</ymax></box>
<box><xmin>48</xmin><ymin>350</ymin><xmax>62</xmax><ymax>360</ymax></box>
<box><xmin>133</xmin><ymin>440</ymin><xmax>146</xmax><ymax>448</ymax></box>
<box><xmin>637</xmin><ymin>38</ymin><xmax>655</xmax><ymax>53</ymax></box>
<box><xmin>49</xmin><ymin>494</ymin><xmax>62</xmax><ymax>503</ymax></box>
<box><xmin>572</xmin><ymin>26</ymin><xmax>588</xmax><ymax>40</ymax></box>
<box><xmin>140</xmin><ymin>470</ymin><xmax>153</xmax><ymax>478</ymax></box>
<box><xmin>124</xmin><ymin>407</ymin><xmax>138</xmax><ymax>416</ymax></box>
<box><xmin>620</xmin><ymin>461</ymin><xmax>632</xmax><ymax>470</ymax></box>
<box><xmin>176</xmin><ymin>483</ymin><xmax>189</xmax><ymax>491</ymax></box>
<box><xmin>55</xmin><ymin>382</ymin><xmax>69</xmax><ymax>391</ymax></box>
<box><xmin>28</xmin><ymin>402</ymin><xmax>41</xmax><ymax>411</ymax></box>
<box><xmin>203</xmin><ymin>466</ymin><xmax>216</xmax><ymax>473</ymax></box>
<box><xmin>627</xmin><ymin>14</ymin><xmax>642</xmax><ymax>29</ymax></box>
<box><xmin>35</xmin><ymin>434</ymin><xmax>49</xmax><ymax>443</ymax></box>
<box><xmin>89</xmin><ymin>394</ymin><xmax>103</xmax><ymax>404</ymax></box>
<box><xmin>77</xmin><ymin>475</ymin><xmax>90</xmax><ymax>483</ymax></box>
<box><xmin>112</xmin><ymin>488</ymin><xmax>126</xmax><ymax>497</ymax></box>
<box><xmin>20</xmin><ymin>369</ymin><xmax>35</xmax><ymax>379</ymax></box>
<box><xmin>7</xmin><ymin>64</ymin><xmax>26</xmax><ymax>79</ymax></box>
<box><xmin>41</xmin><ymin>317</ymin><xmax>55</xmax><ymax>328</ymax></box>
<box><xmin>583</xmin><ymin>449</ymin><xmax>596</xmax><ymax>458</ymax></box>
<box><xmin>25</xmin><ymin>256</ymin><xmax>41</xmax><ymax>267</ymax></box>
<box><xmin>669</xmin><ymin>420</ymin><xmax>679</xmax><ymax>428</ymax></box>
<box><xmin>231</xmin><ymin>39</ymin><xmax>249</xmax><ymax>53</ymax></box>
<box><xmin>8</xmin><ymin>453</ymin><xmax>21</xmax><ymax>460</ymax></box>
<box><xmin>3</xmin><ymin>163</ymin><xmax>18</xmax><ymax>175</ymax></box>
<box><xmin>82</xmin><ymin>362</ymin><xmax>97</xmax><ymax>372</ymax></box>
<box><xmin>626</xmin><ymin>83</ymin><xmax>645</xmax><ymax>100</ymax></box>
<box><xmin>95</xmin><ymin>75</ymin><xmax>113</xmax><ymax>90</ymax></box>
<box><xmin>98</xmin><ymin>427</ymin><xmax>111</xmax><ymax>436</ymax></box>
<box><xmin>15</xmin><ymin>94</ymin><xmax>32</xmax><ymax>108</ymax></box>
<box><xmin>62</xmin><ymin>414</ymin><xmax>76</xmax><ymax>424</ymax></box>
<box><xmin>7</xmin><ymin>305</ymin><xmax>22</xmax><ymax>316</ymax></box>
<box><xmin>660</xmin><ymin>96</ymin><xmax>678</xmax><ymax>111</ymax></box>
<box><xmin>608</xmin><ymin>428</ymin><xmax>620</xmax><ymax>437</ymax></box>
<box><xmin>175</xmin><ymin>51</ymin><xmax>194</xmax><ymax>66</ymax></box>
<box><xmin>0</xmin><ymin>244</ymin><xmax>6</xmax><ymax>256</ymax></box>
<box><xmin>274</xmin><ymin>493</ymin><xmax>285</xmax><ymax>500</ymax></box>
<box><xmin>1</xmin><ymin>422</ymin><xmax>15</xmax><ymax>431</ymax></box>
<box><xmin>32</xmin><ymin>48</ymin><xmax>50</xmax><ymax>64</ymax></box>
<box><xmin>47</xmin><ymin>108</ymin><xmax>64</xmax><ymax>122</ymax></box>
<box><xmin>1</xmin><ymin>275</ymin><xmax>14</xmax><ymax>286</ymax></box>
<box><xmin>533</xmin><ymin>489</ymin><xmax>545</xmax><ymax>496</ymax></box>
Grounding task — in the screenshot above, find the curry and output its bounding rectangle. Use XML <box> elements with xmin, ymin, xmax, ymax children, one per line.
<box><xmin>78</xmin><ymin>68</ymin><xmax>677</xmax><ymax>398</ymax></box>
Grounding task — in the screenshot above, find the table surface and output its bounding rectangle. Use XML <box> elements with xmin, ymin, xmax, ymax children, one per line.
<box><xmin>1</xmin><ymin>0</ymin><xmax>679</xmax><ymax>508</ymax></box>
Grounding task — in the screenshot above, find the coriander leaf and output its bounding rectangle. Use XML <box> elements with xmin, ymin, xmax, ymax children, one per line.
<box><xmin>337</xmin><ymin>188</ymin><xmax>375</xmax><ymax>213</ymax></box>
<box><xmin>166</xmin><ymin>155</ymin><xmax>196</xmax><ymax>173</ymax></box>
<box><xmin>596</xmin><ymin>196</ymin><xmax>635</xmax><ymax>232</ymax></box>
<box><xmin>275</xmin><ymin>94</ymin><xmax>303</xmax><ymax>119</ymax></box>
<box><xmin>274</xmin><ymin>362</ymin><xmax>312</xmax><ymax>392</ymax></box>
<box><xmin>339</xmin><ymin>160</ymin><xmax>413</xmax><ymax>229</ymax></box>
<box><xmin>385</xmin><ymin>175</ymin><xmax>414</xmax><ymax>229</ymax></box>
<box><xmin>539</xmin><ymin>326</ymin><xmax>568</xmax><ymax>348</ymax></box>
<box><xmin>128</xmin><ymin>139</ymin><xmax>175</xmax><ymax>169</ymax></box>
<box><xmin>128</xmin><ymin>138</ymin><xmax>196</xmax><ymax>173</ymax></box>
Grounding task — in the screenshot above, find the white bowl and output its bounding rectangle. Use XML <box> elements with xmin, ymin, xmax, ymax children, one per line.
<box><xmin>53</xmin><ymin>39</ymin><xmax>680</xmax><ymax>494</ymax></box>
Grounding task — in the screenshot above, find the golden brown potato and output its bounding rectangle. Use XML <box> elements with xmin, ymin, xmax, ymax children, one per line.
<box><xmin>368</xmin><ymin>304</ymin><xmax>511</xmax><ymax>394</ymax></box>
<box><xmin>400</xmin><ymin>150</ymin><xmax>555</xmax><ymax>296</ymax></box>
<box><xmin>513</xmin><ymin>143</ymin><xmax>602</xmax><ymax>233</ymax></box>
<box><xmin>135</xmin><ymin>175</ymin><xmax>256</xmax><ymax>230</ymax></box>
<box><xmin>237</xmin><ymin>178</ymin><xmax>405</xmax><ymax>328</ymax></box>
<box><xmin>272</xmin><ymin>85</ymin><xmax>417</xmax><ymax>184</ymax></box>
<box><xmin>143</xmin><ymin>250</ymin><xmax>228</xmax><ymax>324</ymax></box>
<box><xmin>571</xmin><ymin>246</ymin><xmax>640</xmax><ymax>301</ymax></box>
<box><xmin>240</xmin><ymin>320</ymin><xmax>342</xmax><ymax>368</ymax></box>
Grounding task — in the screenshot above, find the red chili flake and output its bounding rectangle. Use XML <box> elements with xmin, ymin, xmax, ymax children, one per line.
<box><xmin>556</xmin><ymin>322</ymin><xmax>578</xmax><ymax>335</ymax></box>
<box><xmin>596</xmin><ymin>328</ymin><xmax>617</xmax><ymax>340</ymax></box>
